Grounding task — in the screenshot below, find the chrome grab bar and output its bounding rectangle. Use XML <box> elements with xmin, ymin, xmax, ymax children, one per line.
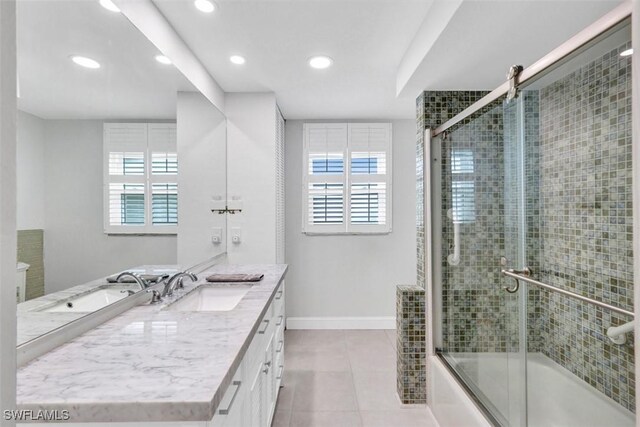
<box><xmin>501</xmin><ymin>269</ymin><xmax>634</xmax><ymax>318</ymax></box>
<box><xmin>502</xmin><ymin>267</ymin><xmax>531</xmax><ymax>293</ymax></box>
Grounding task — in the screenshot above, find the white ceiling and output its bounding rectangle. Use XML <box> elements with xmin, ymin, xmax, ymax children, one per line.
<box><xmin>18</xmin><ymin>0</ymin><xmax>626</xmax><ymax>121</ymax></box>
<box><xmin>153</xmin><ymin>0</ymin><xmax>433</xmax><ymax>120</ymax></box>
<box><xmin>397</xmin><ymin>0</ymin><xmax>625</xmax><ymax>98</ymax></box>
<box><xmin>154</xmin><ymin>0</ymin><xmax>624</xmax><ymax>120</ymax></box>
<box><xmin>17</xmin><ymin>0</ymin><xmax>195</xmax><ymax>120</ymax></box>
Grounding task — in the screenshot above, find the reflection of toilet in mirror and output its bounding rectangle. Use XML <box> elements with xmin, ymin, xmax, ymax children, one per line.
<box><xmin>16</xmin><ymin>262</ymin><xmax>29</xmax><ymax>303</ymax></box>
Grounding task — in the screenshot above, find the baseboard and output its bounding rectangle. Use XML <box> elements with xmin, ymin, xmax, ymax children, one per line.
<box><xmin>286</xmin><ymin>316</ymin><xmax>396</xmax><ymax>330</ymax></box>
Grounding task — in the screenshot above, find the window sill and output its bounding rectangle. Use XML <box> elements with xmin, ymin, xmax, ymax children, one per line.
<box><xmin>105</xmin><ymin>232</ymin><xmax>177</xmax><ymax>236</ymax></box>
<box><xmin>302</xmin><ymin>231</ymin><xmax>392</xmax><ymax>236</ymax></box>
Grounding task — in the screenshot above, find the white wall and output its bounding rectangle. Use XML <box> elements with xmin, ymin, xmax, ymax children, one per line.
<box><xmin>177</xmin><ymin>91</ymin><xmax>227</xmax><ymax>267</ymax></box>
<box><xmin>0</xmin><ymin>0</ymin><xmax>17</xmax><ymax>419</ymax></box>
<box><xmin>41</xmin><ymin>119</ymin><xmax>176</xmax><ymax>293</ymax></box>
<box><xmin>284</xmin><ymin>119</ymin><xmax>416</xmax><ymax>328</ymax></box>
<box><xmin>16</xmin><ymin>110</ymin><xmax>45</xmax><ymax>230</ymax></box>
<box><xmin>225</xmin><ymin>93</ymin><xmax>278</xmax><ymax>264</ymax></box>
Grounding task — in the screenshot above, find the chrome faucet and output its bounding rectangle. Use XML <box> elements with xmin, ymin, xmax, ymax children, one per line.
<box><xmin>115</xmin><ymin>272</ymin><xmax>150</xmax><ymax>291</ymax></box>
<box><xmin>162</xmin><ymin>272</ymin><xmax>198</xmax><ymax>297</ymax></box>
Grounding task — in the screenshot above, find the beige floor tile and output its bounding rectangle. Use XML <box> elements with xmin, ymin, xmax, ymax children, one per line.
<box><xmin>384</xmin><ymin>329</ymin><xmax>397</xmax><ymax>350</ymax></box>
<box><xmin>360</xmin><ymin>408</ymin><xmax>436</xmax><ymax>427</ymax></box>
<box><xmin>297</xmin><ymin>329</ymin><xmax>348</xmax><ymax>352</ymax></box>
<box><xmin>272</xmin><ymin>408</ymin><xmax>292</xmax><ymax>427</ymax></box>
<box><xmin>276</xmin><ymin>382</ymin><xmax>296</xmax><ymax>413</ymax></box>
<box><xmin>291</xmin><ymin>372</ymin><xmax>359</xmax><ymax>412</ymax></box>
<box><xmin>290</xmin><ymin>411</ymin><xmax>362</xmax><ymax>427</ymax></box>
<box><xmin>286</xmin><ymin>348</ymin><xmax>352</xmax><ymax>372</ymax></box>
<box><xmin>352</xmin><ymin>371</ymin><xmax>402</xmax><ymax>410</ymax></box>
<box><xmin>347</xmin><ymin>345</ymin><xmax>396</xmax><ymax>373</ymax></box>
<box><xmin>344</xmin><ymin>330</ymin><xmax>390</xmax><ymax>349</ymax></box>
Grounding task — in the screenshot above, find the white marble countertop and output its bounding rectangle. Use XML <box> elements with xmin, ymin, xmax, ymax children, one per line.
<box><xmin>17</xmin><ymin>266</ymin><xmax>180</xmax><ymax>346</ymax></box>
<box><xmin>16</xmin><ymin>264</ymin><xmax>287</xmax><ymax>423</ymax></box>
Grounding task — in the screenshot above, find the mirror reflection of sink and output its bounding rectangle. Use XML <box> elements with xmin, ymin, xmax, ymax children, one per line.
<box><xmin>167</xmin><ymin>286</ymin><xmax>251</xmax><ymax>312</ymax></box>
<box><xmin>40</xmin><ymin>286</ymin><xmax>138</xmax><ymax>313</ymax></box>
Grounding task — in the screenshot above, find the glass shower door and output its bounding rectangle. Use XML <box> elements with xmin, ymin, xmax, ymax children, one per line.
<box><xmin>436</xmin><ymin>97</ymin><xmax>526</xmax><ymax>427</ymax></box>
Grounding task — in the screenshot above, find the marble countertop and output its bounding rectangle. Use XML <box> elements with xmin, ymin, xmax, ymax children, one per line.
<box><xmin>17</xmin><ymin>266</ymin><xmax>180</xmax><ymax>346</ymax></box>
<box><xmin>16</xmin><ymin>264</ymin><xmax>287</xmax><ymax>423</ymax></box>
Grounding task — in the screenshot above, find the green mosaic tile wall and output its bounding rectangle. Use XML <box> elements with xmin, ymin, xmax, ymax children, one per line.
<box><xmin>396</xmin><ymin>285</ymin><xmax>426</xmax><ymax>403</ymax></box>
<box><xmin>533</xmin><ymin>41</ymin><xmax>635</xmax><ymax>412</ymax></box>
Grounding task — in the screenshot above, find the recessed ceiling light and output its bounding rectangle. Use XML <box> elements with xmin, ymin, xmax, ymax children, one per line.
<box><xmin>308</xmin><ymin>56</ymin><xmax>333</xmax><ymax>70</ymax></box>
<box><xmin>230</xmin><ymin>55</ymin><xmax>246</xmax><ymax>65</ymax></box>
<box><xmin>194</xmin><ymin>0</ymin><xmax>215</xmax><ymax>13</ymax></box>
<box><xmin>70</xmin><ymin>56</ymin><xmax>101</xmax><ymax>69</ymax></box>
<box><xmin>155</xmin><ymin>55</ymin><xmax>172</xmax><ymax>65</ymax></box>
<box><xmin>99</xmin><ymin>0</ymin><xmax>120</xmax><ymax>13</ymax></box>
<box><xmin>620</xmin><ymin>48</ymin><xmax>633</xmax><ymax>57</ymax></box>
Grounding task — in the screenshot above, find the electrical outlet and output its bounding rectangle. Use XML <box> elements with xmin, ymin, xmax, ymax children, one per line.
<box><xmin>211</xmin><ymin>227</ymin><xmax>222</xmax><ymax>244</ymax></box>
<box><xmin>231</xmin><ymin>227</ymin><xmax>242</xmax><ymax>244</ymax></box>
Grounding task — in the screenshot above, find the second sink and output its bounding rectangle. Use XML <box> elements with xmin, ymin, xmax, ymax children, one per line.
<box><xmin>167</xmin><ymin>286</ymin><xmax>251</xmax><ymax>312</ymax></box>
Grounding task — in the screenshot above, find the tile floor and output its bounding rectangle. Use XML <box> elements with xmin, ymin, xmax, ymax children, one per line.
<box><xmin>272</xmin><ymin>329</ymin><xmax>440</xmax><ymax>427</ymax></box>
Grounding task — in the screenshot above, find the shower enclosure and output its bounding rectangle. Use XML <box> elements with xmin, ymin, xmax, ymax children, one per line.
<box><xmin>427</xmin><ymin>6</ymin><xmax>635</xmax><ymax>427</ymax></box>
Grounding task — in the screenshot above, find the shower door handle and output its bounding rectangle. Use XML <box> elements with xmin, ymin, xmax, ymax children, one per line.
<box><xmin>501</xmin><ymin>267</ymin><xmax>532</xmax><ymax>293</ymax></box>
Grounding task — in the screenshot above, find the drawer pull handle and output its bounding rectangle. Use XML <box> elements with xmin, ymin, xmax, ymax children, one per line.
<box><xmin>276</xmin><ymin>340</ymin><xmax>284</xmax><ymax>353</ymax></box>
<box><xmin>276</xmin><ymin>365</ymin><xmax>284</xmax><ymax>381</ymax></box>
<box><xmin>276</xmin><ymin>315</ymin><xmax>284</xmax><ymax>326</ymax></box>
<box><xmin>276</xmin><ymin>290</ymin><xmax>283</xmax><ymax>300</ymax></box>
<box><xmin>258</xmin><ymin>319</ymin><xmax>270</xmax><ymax>334</ymax></box>
<box><xmin>263</xmin><ymin>361</ymin><xmax>271</xmax><ymax>374</ymax></box>
<box><xmin>218</xmin><ymin>380</ymin><xmax>242</xmax><ymax>415</ymax></box>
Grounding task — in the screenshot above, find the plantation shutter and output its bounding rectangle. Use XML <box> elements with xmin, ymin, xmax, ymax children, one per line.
<box><xmin>302</xmin><ymin>123</ymin><xmax>392</xmax><ymax>234</ymax></box>
<box><xmin>103</xmin><ymin>123</ymin><xmax>177</xmax><ymax>234</ymax></box>
<box><xmin>348</xmin><ymin>123</ymin><xmax>391</xmax><ymax>233</ymax></box>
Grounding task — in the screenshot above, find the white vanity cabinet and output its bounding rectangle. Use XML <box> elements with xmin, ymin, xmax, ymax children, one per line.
<box><xmin>211</xmin><ymin>282</ymin><xmax>285</xmax><ymax>427</ymax></box>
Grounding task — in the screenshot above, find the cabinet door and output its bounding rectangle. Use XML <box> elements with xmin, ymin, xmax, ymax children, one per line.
<box><xmin>249</xmin><ymin>361</ymin><xmax>263</xmax><ymax>427</ymax></box>
<box><xmin>211</xmin><ymin>372</ymin><xmax>244</xmax><ymax>427</ymax></box>
<box><xmin>263</xmin><ymin>332</ymin><xmax>276</xmax><ymax>427</ymax></box>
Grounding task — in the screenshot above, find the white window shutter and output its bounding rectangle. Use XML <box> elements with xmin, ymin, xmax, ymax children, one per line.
<box><xmin>303</xmin><ymin>123</ymin><xmax>348</xmax><ymax>234</ymax></box>
<box><xmin>302</xmin><ymin>122</ymin><xmax>392</xmax><ymax>234</ymax></box>
<box><xmin>275</xmin><ymin>109</ymin><xmax>286</xmax><ymax>264</ymax></box>
<box><xmin>348</xmin><ymin>123</ymin><xmax>392</xmax><ymax>233</ymax></box>
<box><xmin>104</xmin><ymin>123</ymin><xmax>178</xmax><ymax>234</ymax></box>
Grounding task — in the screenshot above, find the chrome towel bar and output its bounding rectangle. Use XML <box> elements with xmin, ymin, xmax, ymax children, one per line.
<box><xmin>501</xmin><ymin>269</ymin><xmax>634</xmax><ymax>318</ymax></box>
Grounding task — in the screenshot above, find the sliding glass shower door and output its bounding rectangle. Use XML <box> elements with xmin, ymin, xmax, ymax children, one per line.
<box><xmin>434</xmin><ymin>17</ymin><xmax>635</xmax><ymax>427</ymax></box>
<box><xmin>435</xmin><ymin>97</ymin><xmax>527</xmax><ymax>427</ymax></box>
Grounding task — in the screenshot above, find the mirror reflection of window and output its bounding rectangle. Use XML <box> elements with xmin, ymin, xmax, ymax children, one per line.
<box><xmin>451</xmin><ymin>149</ymin><xmax>475</xmax><ymax>224</ymax></box>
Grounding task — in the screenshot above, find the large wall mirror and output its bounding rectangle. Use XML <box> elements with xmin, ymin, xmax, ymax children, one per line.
<box><xmin>16</xmin><ymin>0</ymin><xmax>227</xmax><ymax>346</ymax></box>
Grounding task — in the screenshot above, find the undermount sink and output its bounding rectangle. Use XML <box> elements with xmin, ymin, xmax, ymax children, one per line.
<box><xmin>167</xmin><ymin>286</ymin><xmax>251</xmax><ymax>312</ymax></box>
<box><xmin>40</xmin><ymin>286</ymin><xmax>137</xmax><ymax>313</ymax></box>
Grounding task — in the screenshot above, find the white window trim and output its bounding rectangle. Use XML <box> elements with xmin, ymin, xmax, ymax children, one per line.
<box><xmin>103</xmin><ymin>123</ymin><xmax>178</xmax><ymax>235</ymax></box>
<box><xmin>302</xmin><ymin>122</ymin><xmax>393</xmax><ymax>235</ymax></box>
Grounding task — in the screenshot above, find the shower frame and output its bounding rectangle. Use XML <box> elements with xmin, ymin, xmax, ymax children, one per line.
<box><xmin>423</xmin><ymin>1</ymin><xmax>637</xmax><ymax>426</ymax></box>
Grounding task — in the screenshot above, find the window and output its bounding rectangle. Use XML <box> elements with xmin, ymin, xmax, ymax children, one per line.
<box><xmin>302</xmin><ymin>123</ymin><xmax>392</xmax><ymax>234</ymax></box>
<box><xmin>103</xmin><ymin>123</ymin><xmax>178</xmax><ymax>234</ymax></box>
<box><xmin>451</xmin><ymin>149</ymin><xmax>475</xmax><ymax>223</ymax></box>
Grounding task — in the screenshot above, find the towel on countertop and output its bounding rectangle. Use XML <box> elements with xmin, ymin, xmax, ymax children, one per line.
<box><xmin>206</xmin><ymin>273</ymin><xmax>264</xmax><ymax>283</ymax></box>
<box><xmin>106</xmin><ymin>274</ymin><xmax>167</xmax><ymax>283</ymax></box>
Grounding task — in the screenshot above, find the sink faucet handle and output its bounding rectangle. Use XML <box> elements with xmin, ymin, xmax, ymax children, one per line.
<box><xmin>148</xmin><ymin>289</ymin><xmax>163</xmax><ymax>304</ymax></box>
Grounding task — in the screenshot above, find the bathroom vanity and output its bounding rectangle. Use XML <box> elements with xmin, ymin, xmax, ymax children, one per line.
<box><xmin>17</xmin><ymin>264</ymin><xmax>287</xmax><ymax>427</ymax></box>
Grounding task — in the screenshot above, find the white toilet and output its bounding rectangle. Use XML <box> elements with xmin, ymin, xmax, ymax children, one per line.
<box><xmin>16</xmin><ymin>262</ymin><xmax>30</xmax><ymax>303</ymax></box>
